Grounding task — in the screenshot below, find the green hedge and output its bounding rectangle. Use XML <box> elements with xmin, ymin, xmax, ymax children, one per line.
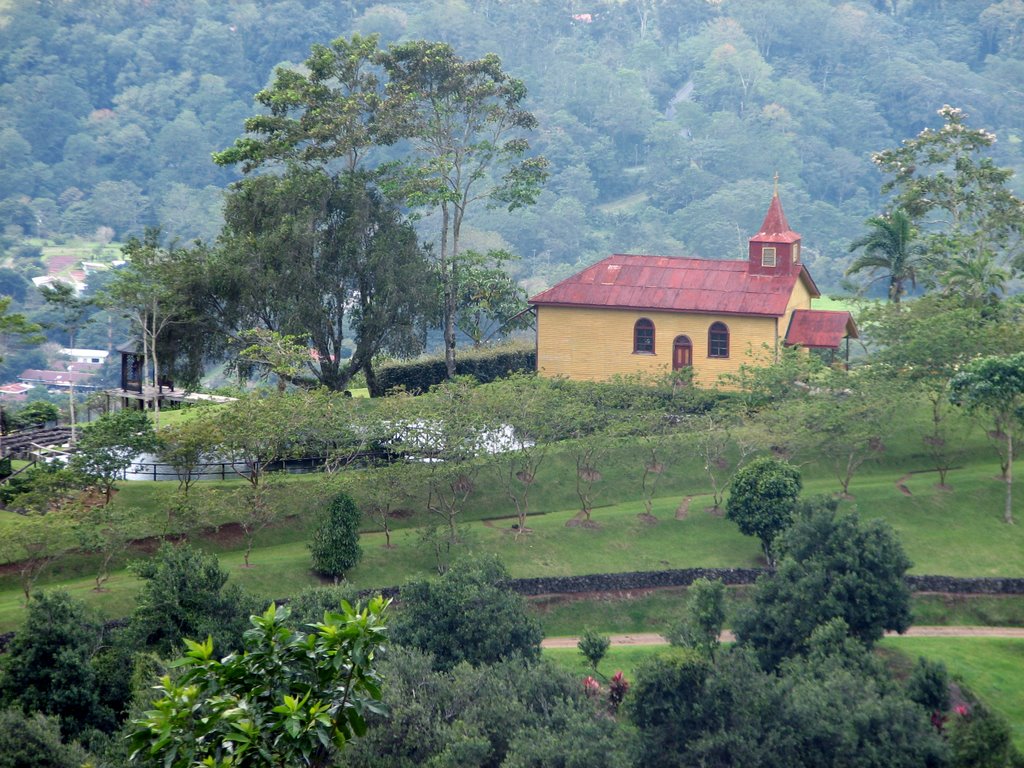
<box><xmin>370</xmin><ymin>344</ymin><xmax>536</xmax><ymax>396</ymax></box>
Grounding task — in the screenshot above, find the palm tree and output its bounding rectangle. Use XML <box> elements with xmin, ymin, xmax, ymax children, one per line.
<box><xmin>846</xmin><ymin>209</ymin><xmax>925</xmax><ymax>303</ymax></box>
<box><xmin>939</xmin><ymin>252</ymin><xmax>1010</xmax><ymax>308</ymax></box>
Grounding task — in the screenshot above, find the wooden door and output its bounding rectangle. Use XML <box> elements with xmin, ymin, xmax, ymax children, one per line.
<box><xmin>673</xmin><ymin>336</ymin><xmax>692</xmax><ymax>370</ymax></box>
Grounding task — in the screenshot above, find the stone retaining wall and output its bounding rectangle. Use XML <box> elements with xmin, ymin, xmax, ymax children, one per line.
<box><xmin>6</xmin><ymin>570</ymin><xmax>1024</xmax><ymax>652</ymax></box>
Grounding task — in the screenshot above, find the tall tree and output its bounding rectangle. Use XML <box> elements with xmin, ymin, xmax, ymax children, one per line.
<box><xmin>872</xmin><ymin>105</ymin><xmax>1024</xmax><ymax>283</ymax></box>
<box><xmin>845</xmin><ymin>208</ymin><xmax>925</xmax><ymax>303</ymax></box>
<box><xmin>213</xmin><ymin>167</ymin><xmax>434</xmax><ymax>392</ymax></box>
<box><xmin>213</xmin><ymin>35</ymin><xmax>435</xmax><ymax>391</ymax></box>
<box><xmin>39</xmin><ymin>283</ymin><xmax>93</xmax><ymax>441</ymax></box>
<box><xmin>105</xmin><ymin>230</ymin><xmax>197</xmax><ymax>427</ymax></box>
<box><xmin>69</xmin><ymin>409</ymin><xmax>157</xmax><ymax>504</ymax></box>
<box><xmin>212</xmin><ymin>33</ymin><xmax>387</xmax><ymax>175</ymax></box>
<box><xmin>949</xmin><ymin>352</ymin><xmax>1024</xmax><ymax>524</ymax></box>
<box><xmin>381</xmin><ymin>41</ymin><xmax>548</xmax><ymax>378</ymax></box>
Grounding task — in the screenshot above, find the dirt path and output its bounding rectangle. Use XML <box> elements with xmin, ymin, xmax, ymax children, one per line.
<box><xmin>541</xmin><ymin>626</ymin><xmax>1024</xmax><ymax>649</ymax></box>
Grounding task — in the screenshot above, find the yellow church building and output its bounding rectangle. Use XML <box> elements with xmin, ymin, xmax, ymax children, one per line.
<box><xmin>528</xmin><ymin>192</ymin><xmax>857</xmax><ymax>387</ymax></box>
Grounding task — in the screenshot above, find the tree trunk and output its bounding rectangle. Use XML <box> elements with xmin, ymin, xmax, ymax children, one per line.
<box><xmin>1005</xmin><ymin>431</ymin><xmax>1014</xmax><ymax>524</ymax></box>
<box><xmin>68</xmin><ymin>330</ymin><xmax>77</xmax><ymax>441</ymax></box>
<box><xmin>440</xmin><ymin>205</ymin><xmax>457</xmax><ymax>379</ymax></box>
<box><xmin>140</xmin><ymin>312</ymin><xmax>150</xmax><ymax>412</ymax></box>
<box><xmin>150</xmin><ymin>299</ymin><xmax>161</xmax><ymax>429</ymax></box>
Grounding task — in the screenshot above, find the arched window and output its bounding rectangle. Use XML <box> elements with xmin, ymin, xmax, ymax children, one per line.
<box><xmin>708</xmin><ymin>322</ymin><xmax>729</xmax><ymax>358</ymax></box>
<box><xmin>634</xmin><ymin>318</ymin><xmax>655</xmax><ymax>353</ymax></box>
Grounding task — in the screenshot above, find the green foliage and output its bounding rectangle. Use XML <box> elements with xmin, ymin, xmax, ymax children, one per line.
<box><xmin>873</xmin><ymin>105</ymin><xmax>1024</xmax><ymax>283</ymax></box>
<box><xmin>726</xmin><ymin>457</ymin><xmax>802</xmax><ymax>565</ymax></box>
<box><xmin>380</xmin><ymin>39</ymin><xmax>547</xmax><ymax>377</ymax></box>
<box><xmin>0</xmin><ymin>590</ymin><xmax>106</xmax><ymax>738</ymax></box>
<box><xmin>285</xmin><ymin>584</ymin><xmax>361</xmax><ymax>627</ymax></box>
<box><xmin>500</xmin><ymin>703</ymin><xmax>640</xmax><ymax>768</ymax></box>
<box><xmin>761</xmin><ymin>372</ymin><xmax>902</xmax><ymax>496</ymax></box>
<box><xmin>577</xmin><ymin>627</ymin><xmax>610</xmax><ymax>673</ymax></box>
<box><xmin>369</xmin><ymin>343</ymin><xmax>536</xmax><ymax>396</ymax></box>
<box><xmin>949</xmin><ymin>699</ymin><xmax>1024</xmax><ymax>768</ymax></box>
<box><xmin>70</xmin><ymin>408</ymin><xmax>158</xmax><ymax>503</ymax></box>
<box><xmin>846</xmin><ymin>209</ymin><xmax>926</xmax><ymax>302</ymax></box>
<box><xmin>0</xmin><ymin>708</ymin><xmax>91</xmax><ymax>768</ymax></box>
<box><xmin>155</xmin><ymin>416</ymin><xmax>221</xmax><ymax>495</ymax></box>
<box><xmin>126</xmin><ymin>542</ymin><xmax>261</xmax><ymax>655</ymax></box>
<box><xmin>949</xmin><ymin>352</ymin><xmax>1024</xmax><ymax>523</ymax></box>
<box><xmin>0</xmin><ymin>296</ymin><xmax>43</xmax><ymax>366</ymax></box>
<box><xmin>666</xmin><ymin>577</ymin><xmax>726</xmax><ymax>658</ymax></box>
<box><xmin>105</xmin><ymin>230</ymin><xmax>207</xmax><ymax>403</ymax></box>
<box><xmin>213</xmin><ymin>169</ymin><xmax>434</xmax><ymax>391</ymax></box>
<box><xmin>626</xmin><ymin>648</ymin><xmax>712</xmax><ymax>767</ymax></box>
<box><xmin>10</xmin><ymin>400</ymin><xmax>60</xmax><ymax>429</ymax></box>
<box><xmin>129</xmin><ymin>599</ymin><xmax>390</xmax><ymax>768</ymax></box>
<box><xmin>309</xmin><ymin>491</ymin><xmax>363</xmax><ymax>579</ymax></box>
<box><xmin>735</xmin><ymin>499</ymin><xmax>913</xmax><ymax>669</ymax></box>
<box><xmin>453</xmin><ymin>249</ymin><xmax>530</xmax><ymax>346</ymax></box>
<box><xmin>906</xmin><ymin>656</ymin><xmax>951</xmax><ymax>713</ymax></box>
<box><xmin>624</xmin><ymin>641</ymin><xmax>947</xmax><ymax>768</ymax></box>
<box><xmin>343</xmin><ymin>646</ymin><xmax>636</xmax><ymax>768</ymax></box>
<box><xmin>391</xmin><ymin>554</ymin><xmax>542</xmax><ymax>670</ymax></box>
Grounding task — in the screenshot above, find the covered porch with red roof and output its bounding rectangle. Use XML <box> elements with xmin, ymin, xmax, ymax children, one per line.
<box><xmin>784</xmin><ymin>309</ymin><xmax>859</xmax><ymax>368</ymax></box>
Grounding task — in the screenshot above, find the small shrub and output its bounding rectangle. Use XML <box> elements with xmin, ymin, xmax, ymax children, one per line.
<box><xmin>577</xmin><ymin>628</ymin><xmax>610</xmax><ymax>673</ymax></box>
<box><xmin>666</xmin><ymin>577</ymin><xmax>726</xmax><ymax>658</ymax></box>
<box><xmin>905</xmin><ymin>656</ymin><xmax>950</xmax><ymax>712</ymax></box>
<box><xmin>309</xmin><ymin>491</ymin><xmax>363</xmax><ymax>580</ymax></box>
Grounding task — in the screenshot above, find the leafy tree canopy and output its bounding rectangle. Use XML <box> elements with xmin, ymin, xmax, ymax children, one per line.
<box><xmin>391</xmin><ymin>554</ymin><xmax>542</xmax><ymax>670</ymax></box>
<box><xmin>734</xmin><ymin>499</ymin><xmax>913</xmax><ymax>670</ymax></box>
<box><xmin>726</xmin><ymin>456</ymin><xmax>802</xmax><ymax>565</ymax></box>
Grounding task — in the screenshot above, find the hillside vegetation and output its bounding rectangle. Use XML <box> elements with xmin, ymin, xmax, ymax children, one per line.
<box><xmin>2</xmin><ymin>0</ymin><xmax>1023</xmax><ymax>294</ymax></box>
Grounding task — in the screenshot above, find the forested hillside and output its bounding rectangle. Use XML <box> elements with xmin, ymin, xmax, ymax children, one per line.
<box><xmin>2</xmin><ymin>0</ymin><xmax>1024</xmax><ymax>293</ymax></box>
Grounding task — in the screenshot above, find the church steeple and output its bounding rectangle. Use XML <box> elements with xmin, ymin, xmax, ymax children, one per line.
<box><xmin>748</xmin><ymin>184</ymin><xmax>801</xmax><ymax>276</ymax></box>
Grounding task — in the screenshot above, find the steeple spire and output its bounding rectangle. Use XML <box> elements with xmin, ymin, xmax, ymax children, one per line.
<box><xmin>756</xmin><ymin>191</ymin><xmax>794</xmax><ymax>239</ymax></box>
<box><xmin>748</xmin><ymin>186</ymin><xmax>802</xmax><ymax>276</ymax></box>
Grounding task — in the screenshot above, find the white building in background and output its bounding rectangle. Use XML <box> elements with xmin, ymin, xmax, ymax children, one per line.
<box><xmin>32</xmin><ymin>275</ymin><xmax>86</xmax><ymax>295</ymax></box>
<box><xmin>61</xmin><ymin>348</ymin><xmax>109</xmax><ymax>365</ymax></box>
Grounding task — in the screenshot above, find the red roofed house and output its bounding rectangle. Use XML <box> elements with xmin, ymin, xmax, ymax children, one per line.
<box><xmin>528</xmin><ymin>191</ymin><xmax>857</xmax><ymax>386</ymax></box>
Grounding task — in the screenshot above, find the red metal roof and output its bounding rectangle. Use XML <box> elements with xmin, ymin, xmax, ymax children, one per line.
<box><xmin>529</xmin><ymin>254</ymin><xmax>819</xmax><ymax>317</ymax></box>
<box><xmin>0</xmin><ymin>383</ymin><xmax>33</xmax><ymax>394</ymax></box>
<box><xmin>18</xmin><ymin>369</ymin><xmax>95</xmax><ymax>385</ymax></box>
<box><xmin>784</xmin><ymin>310</ymin><xmax>858</xmax><ymax>349</ymax></box>
<box><xmin>749</xmin><ymin>193</ymin><xmax>801</xmax><ymax>244</ymax></box>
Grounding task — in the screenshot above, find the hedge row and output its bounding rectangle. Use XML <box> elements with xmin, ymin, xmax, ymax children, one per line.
<box><xmin>370</xmin><ymin>344</ymin><xmax>536</xmax><ymax>396</ymax></box>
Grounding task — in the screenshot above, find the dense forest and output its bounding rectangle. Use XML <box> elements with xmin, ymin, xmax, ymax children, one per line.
<box><xmin>3</xmin><ymin>0</ymin><xmax>1024</xmax><ymax>298</ymax></box>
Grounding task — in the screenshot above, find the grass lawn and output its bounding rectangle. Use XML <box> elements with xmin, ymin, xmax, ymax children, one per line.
<box><xmin>2</xmin><ymin>461</ymin><xmax>1024</xmax><ymax>632</ymax></box>
<box><xmin>883</xmin><ymin>637</ymin><xmax>1024</xmax><ymax>749</ymax></box>
<box><xmin>543</xmin><ymin>645</ymin><xmax>661</xmax><ymax>681</ymax></box>
<box><xmin>531</xmin><ymin>590</ymin><xmax>1024</xmax><ymax>638</ymax></box>
<box><xmin>1</xmin><ymin>390</ymin><xmax>1022</xmax><ymax>631</ymax></box>
<box><xmin>148</xmin><ymin>402</ymin><xmax>227</xmax><ymax>428</ymax></box>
